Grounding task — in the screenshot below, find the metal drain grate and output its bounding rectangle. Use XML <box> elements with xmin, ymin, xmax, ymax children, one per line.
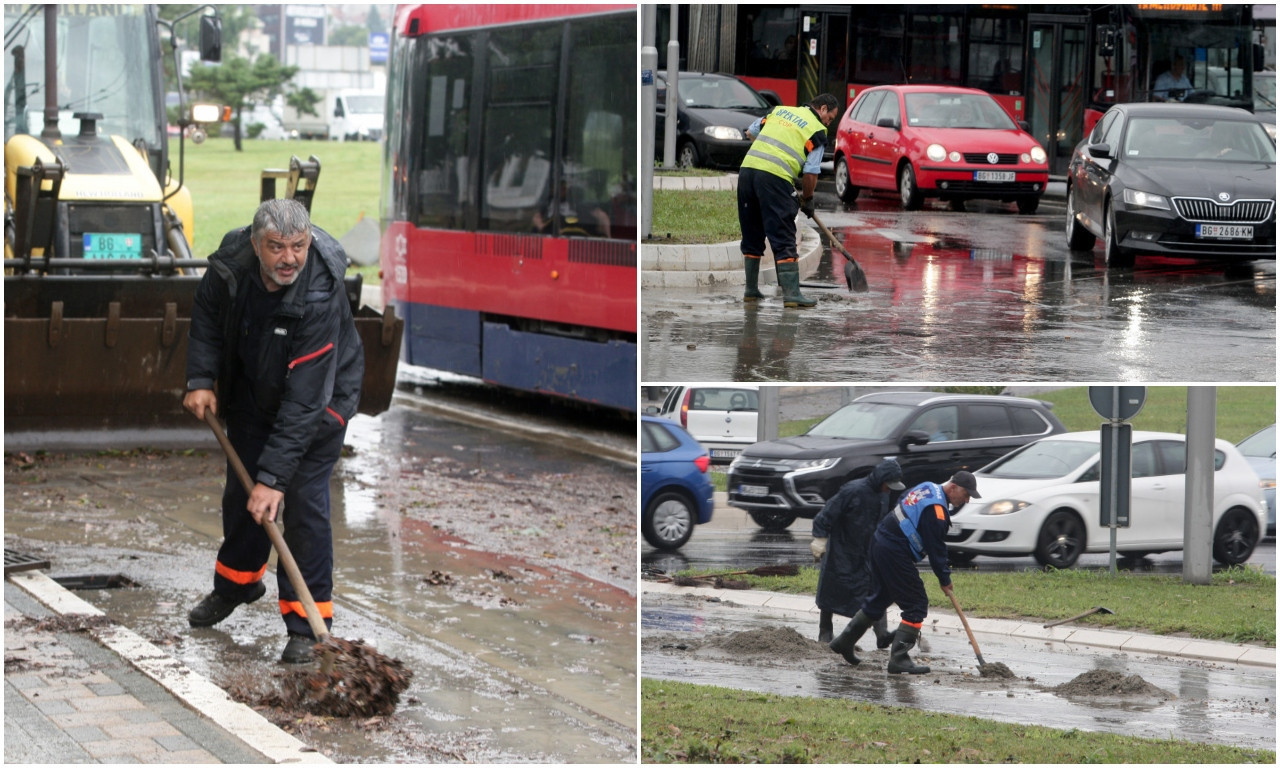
<box><xmin>4</xmin><ymin>548</ymin><xmax>51</xmax><ymax>575</ymax></box>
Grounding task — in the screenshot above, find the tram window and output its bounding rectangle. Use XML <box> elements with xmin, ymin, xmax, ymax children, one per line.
<box><xmin>479</xmin><ymin>25</ymin><xmax>559</xmax><ymax>235</ymax></box>
<box><xmin>414</xmin><ymin>35</ymin><xmax>475</xmax><ymax>230</ymax></box>
<box><xmin>967</xmin><ymin>16</ymin><xmax>1024</xmax><ymax>94</ymax></box>
<box><xmin>905</xmin><ymin>13</ymin><xmax>962</xmax><ymax>85</ymax></box>
<box><xmin>851</xmin><ymin>12</ymin><xmax>903</xmax><ymax>85</ymax></box>
<box><xmin>739</xmin><ymin>6</ymin><xmax>799</xmax><ymax>80</ymax></box>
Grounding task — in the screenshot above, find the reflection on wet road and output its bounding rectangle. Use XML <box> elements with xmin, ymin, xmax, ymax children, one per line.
<box><xmin>642</xmin><ymin>209</ymin><xmax>1275</xmax><ymax>381</ymax></box>
<box><xmin>641</xmin><ymin>593</ymin><xmax>1275</xmax><ymax>750</ymax></box>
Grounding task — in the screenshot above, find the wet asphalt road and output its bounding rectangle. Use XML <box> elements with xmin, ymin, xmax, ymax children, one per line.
<box><xmin>641</xmin><ymin>193</ymin><xmax>1276</xmax><ymax>382</ymax></box>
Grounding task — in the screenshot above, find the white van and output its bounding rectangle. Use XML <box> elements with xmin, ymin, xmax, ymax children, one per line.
<box><xmin>330</xmin><ymin>90</ymin><xmax>384</xmax><ymax>142</ymax></box>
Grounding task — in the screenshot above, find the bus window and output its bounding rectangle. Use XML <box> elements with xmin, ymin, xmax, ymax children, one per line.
<box><xmin>480</xmin><ymin>24</ymin><xmax>559</xmax><ymax>234</ymax></box>
<box><xmin>851</xmin><ymin>12</ymin><xmax>903</xmax><ymax>86</ymax></box>
<box><xmin>739</xmin><ymin>6</ymin><xmax>799</xmax><ymax>80</ymax></box>
<box><xmin>906</xmin><ymin>12</ymin><xmax>962</xmax><ymax>85</ymax></box>
<box><xmin>968</xmin><ymin>16</ymin><xmax>1024</xmax><ymax>94</ymax></box>
<box><xmin>415</xmin><ymin>35</ymin><xmax>474</xmax><ymax>230</ymax></box>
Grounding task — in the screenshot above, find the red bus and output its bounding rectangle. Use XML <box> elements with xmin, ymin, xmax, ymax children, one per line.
<box><xmin>381</xmin><ymin>4</ymin><xmax>636</xmax><ymax>410</ymax></box>
<box><xmin>673</xmin><ymin>4</ymin><xmax>1258</xmax><ymax>175</ymax></box>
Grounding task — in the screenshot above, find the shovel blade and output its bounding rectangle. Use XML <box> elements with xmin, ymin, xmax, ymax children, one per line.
<box><xmin>843</xmin><ymin>260</ymin><xmax>869</xmax><ymax>293</ymax></box>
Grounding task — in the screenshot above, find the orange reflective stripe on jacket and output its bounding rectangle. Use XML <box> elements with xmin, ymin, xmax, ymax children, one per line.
<box><xmin>215</xmin><ymin>560</ymin><xmax>267</xmax><ymax>585</ymax></box>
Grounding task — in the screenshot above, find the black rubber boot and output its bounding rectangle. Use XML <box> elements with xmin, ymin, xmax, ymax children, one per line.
<box><xmin>743</xmin><ymin>256</ymin><xmax>765</xmax><ymax>302</ymax></box>
<box><xmin>829</xmin><ymin>610</ymin><xmax>874</xmax><ymax>665</ymax></box>
<box><xmin>886</xmin><ymin>624</ymin><xmax>930</xmax><ymax>675</ymax></box>
<box><xmin>776</xmin><ymin>261</ymin><xmax>815</xmax><ymax>308</ymax></box>
<box><xmin>818</xmin><ymin>610</ymin><xmax>834</xmax><ymax>643</ymax></box>
<box><xmin>873</xmin><ymin>616</ymin><xmax>893</xmax><ymax>650</ymax></box>
<box><xmin>281</xmin><ymin>632</ymin><xmax>316</xmax><ymax>664</ymax></box>
<box><xmin>188</xmin><ymin>580</ymin><xmax>266</xmax><ymax>627</ymax></box>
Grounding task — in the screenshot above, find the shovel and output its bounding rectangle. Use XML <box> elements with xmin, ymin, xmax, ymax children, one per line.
<box><xmin>1043</xmin><ymin>606</ymin><xmax>1115</xmax><ymax>629</ymax></box>
<box><xmin>946</xmin><ymin>588</ymin><xmax>986</xmax><ymax>667</ymax></box>
<box><xmin>809</xmin><ymin>210</ymin><xmax>870</xmax><ymax>293</ymax></box>
<box><xmin>203</xmin><ymin>411</ymin><xmax>334</xmax><ymax>668</ymax></box>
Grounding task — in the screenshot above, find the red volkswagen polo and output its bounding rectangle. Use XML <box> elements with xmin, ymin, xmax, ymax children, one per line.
<box><xmin>834</xmin><ymin>85</ymin><xmax>1049</xmax><ymax>214</ymax></box>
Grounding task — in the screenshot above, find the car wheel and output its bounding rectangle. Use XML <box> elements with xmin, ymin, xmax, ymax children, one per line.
<box><xmin>834</xmin><ymin>156</ymin><xmax>859</xmax><ymax>202</ymax></box>
<box><xmin>1034</xmin><ymin>509</ymin><xmax>1085</xmax><ymax>568</ymax></box>
<box><xmin>947</xmin><ymin>549</ymin><xmax>977</xmax><ymax>566</ymax></box>
<box><xmin>898</xmin><ymin>163</ymin><xmax>923</xmax><ymax>210</ymax></box>
<box><xmin>1065</xmin><ymin>186</ymin><xmax>1097</xmax><ymax>250</ymax></box>
<box><xmin>1103</xmin><ymin>199</ymin><xmax>1135</xmax><ymax>269</ymax></box>
<box><xmin>1212</xmin><ymin>507</ymin><xmax>1260</xmax><ymax>565</ymax></box>
<box><xmin>1016</xmin><ymin>197</ymin><xmax>1040</xmax><ymax>215</ymax></box>
<box><xmin>642</xmin><ymin>491</ymin><xmax>696</xmax><ymax>550</ymax></box>
<box><xmin>747</xmin><ymin>509</ymin><xmax>797</xmax><ymax>532</ymax></box>
<box><xmin>677</xmin><ymin>141</ymin><xmax>699</xmax><ymax>169</ymax></box>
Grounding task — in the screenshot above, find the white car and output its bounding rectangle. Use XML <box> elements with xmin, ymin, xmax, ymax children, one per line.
<box><xmin>946</xmin><ymin>431</ymin><xmax>1267</xmax><ymax>569</ymax></box>
<box><xmin>645</xmin><ymin>385</ymin><xmax>759</xmax><ymax>465</ymax></box>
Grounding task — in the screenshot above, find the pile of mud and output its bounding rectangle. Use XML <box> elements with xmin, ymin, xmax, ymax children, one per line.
<box><xmin>978</xmin><ymin>661</ymin><xmax>1015</xmax><ymax>679</ymax></box>
<box><xmin>702</xmin><ymin>626</ymin><xmax>831</xmax><ymax>660</ymax></box>
<box><xmin>261</xmin><ymin>638</ymin><xmax>413</xmax><ymax>717</ymax></box>
<box><xmin>1053</xmin><ymin>669</ymin><xmax>1173</xmax><ymax>699</ymax></box>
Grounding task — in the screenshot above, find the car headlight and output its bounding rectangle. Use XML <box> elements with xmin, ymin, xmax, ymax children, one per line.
<box><xmin>981</xmin><ymin>499</ymin><xmax>1032</xmax><ymax>515</ymax></box>
<box><xmin>778</xmin><ymin>457</ymin><xmax>840</xmax><ymax>475</ymax></box>
<box><xmin>1263</xmin><ymin>123</ymin><xmax>1277</xmax><ymax>141</ymax></box>
<box><xmin>704</xmin><ymin>125</ymin><xmax>745</xmax><ymax>141</ymax></box>
<box><xmin>927</xmin><ymin>143</ymin><xmax>947</xmax><ymax>162</ymax></box>
<box><xmin>1122</xmin><ymin>189</ymin><xmax>1171</xmax><ymax>210</ymax></box>
<box><xmin>1030</xmin><ymin>146</ymin><xmax>1047</xmax><ymax>164</ymax></box>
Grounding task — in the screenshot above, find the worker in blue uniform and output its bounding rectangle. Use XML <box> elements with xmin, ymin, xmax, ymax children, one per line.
<box><xmin>829</xmin><ymin>471</ymin><xmax>980</xmax><ymax>674</ymax></box>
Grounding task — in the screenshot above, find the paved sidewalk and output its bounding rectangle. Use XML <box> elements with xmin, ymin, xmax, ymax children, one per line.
<box><xmin>642</xmin><ymin>580</ymin><xmax>1276</xmax><ymax>669</ymax></box>
<box><xmin>4</xmin><ymin>570</ymin><xmax>329</xmax><ymax>764</ymax></box>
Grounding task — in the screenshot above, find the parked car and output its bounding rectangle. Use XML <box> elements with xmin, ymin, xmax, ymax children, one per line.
<box><xmin>641</xmin><ymin>416</ymin><xmax>715</xmax><ymax>550</ymax></box>
<box><xmin>646</xmin><ymin>385</ymin><xmax>759</xmax><ymax>464</ymax></box>
<box><xmin>833</xmin><ymin>85</ymin><xmax>1049</xmax><ymax>213</ymax></box>
<box><xmin>654</xmin><ymin>71</ymin><xmax>777</xmax><ymax>169</ymax></box>
<box><xmin>1064</xmin><ymin>102</ymin><xmax>1277</xmax><ymax>268</ymax></box>
<box><xmin>948</xmin><ymin>431</ymin><xmax>1267</xmax><ymax>568</ymax></box>
<box><xmin>726</xmin><ymin>391</ymin><xmax>1066</xmax><ymax>531</ymax></box>
<box><xmin>1236</xmin><ymin>423</ymin><xmax>1275</xmax><ymax>536</ymax></box>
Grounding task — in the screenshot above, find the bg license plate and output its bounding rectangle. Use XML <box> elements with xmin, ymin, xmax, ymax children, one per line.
<box><xmin>738</xmin><ymin>484</ymin><xmax>769</xmax><ymax>497</ymax></box>
<box><xmin>1195</xmin><ymin>224</ymin><xmax>1253</xmax><ymax>240</ymax></box>
<box><xmin>948</xmin><ymin>523</ymin><xmax>962</xmax><ymax>536</ymax></box>
<box><xmin>711</xmin><ymin>449</ymin><xmax>740</xmax><ymax>459</ymax></box>
<box><xmin>973</xmin><ymin>170</ymin><xmax>1015</xmax><ymax>182</ymax></box>
<box><xmin>83</xmin><ymin>232</ymin><xmax>143</xmax><ymax>259</ymax></box>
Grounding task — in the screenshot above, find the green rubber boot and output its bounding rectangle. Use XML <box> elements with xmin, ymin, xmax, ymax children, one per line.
<box><xmin>873</xmin><ymin>616</ymin><xmax>893</xmax><ymax>650</ymax></box>
<box><xmin>886</xmin><ymin>623</ymin><xmax>930</xmax><ymax>675</ymax></box>
<box><xmin>828</xmin><ymin>610</ymin><xmax>874</xmax><ymax>666</ymax></box>
<box><xmin>776</xmin><ymin>260</ymin><xmax>815</xmax><ymax>308</ymax></box>
<box><xmin>743</xmin><ymin>256</ymin><xmax>765</xmax><ymax>302</ymax></box>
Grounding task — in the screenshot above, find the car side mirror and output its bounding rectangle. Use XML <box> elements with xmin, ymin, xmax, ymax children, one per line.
<box><xmin>900</xmin><ymin>430</ymin><xmax>930</xmax><ymax>449</ymax></box>
<box><xmin>643</xmin><ymin>405</ymin><xmax>660</xmax><ymax>415</ymax></box>
<box><xmin>1018</xmin><ymin>120</ymin><xmax>1031</xmax><ymax>132</ymax></box>
<box><xmin>1089</xmin><ymin>143</ymin><xmax>1113</xmax><ymax>159</ymax></box>
<box><xmin>876</xmin><ymin>116</ymin><xmax>899</xmax><ymax>130</ymax></box>
<box><xmin>758</xmin><ymin>89</ymin><xmax>782</xmax><ymax>108</ymax></box>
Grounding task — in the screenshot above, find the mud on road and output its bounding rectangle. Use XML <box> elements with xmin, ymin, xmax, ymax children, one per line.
<box><xmin>641</xmin><ymin>592</ymin><xmax>1274</xmax><ymax>752</ymax></box>
<box><xmin>4</xmin><ymin>404</ymin><xmax>637</xmax><ymax>763</ymax></box>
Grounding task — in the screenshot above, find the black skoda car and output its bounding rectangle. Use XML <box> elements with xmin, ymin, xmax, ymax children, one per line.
<box><xmin>726</xmin><ymin>392</ymin><xmax>1067</xmax><ymax>531</ymax></box>
<box><xmin>1065</xmin><ymin>103</ymin><xmax>1276</xmax><ymax>268</ymax></box>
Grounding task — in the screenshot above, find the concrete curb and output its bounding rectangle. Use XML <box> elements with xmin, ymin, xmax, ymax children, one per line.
<box><xmin>9</xmin><ymin>570</ymin><xmax>332</xmax><ymax>764</ymax></box>
<box><xmin>641</xmin><ymin>222</ymin><xmax>823</xmax><ymax>290</ymax></box>
<box><xmin>642</xmin><ymin>581</ymin><xmax>1275</xmax><ymax>669</ymax></box>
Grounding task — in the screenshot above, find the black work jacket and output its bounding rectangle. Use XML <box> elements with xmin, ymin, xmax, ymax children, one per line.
<box><xmin>811</xmin><ymin>461</ymin><xmax>899</xmax><ymax>616</ymax></box>
<box><xmin>186</xmin><ymin>225</ymin><xmax>363</xmax><ymax>492</ymax></box>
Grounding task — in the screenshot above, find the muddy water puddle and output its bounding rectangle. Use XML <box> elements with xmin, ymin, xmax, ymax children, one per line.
<box><xmin>642</xmin><ymin>594</ymin><xmax>1275</xmax><ymax>750</ymax></box>
<box><xmin>4</xmin><ymin>404</ymin><xmax>637</xmax><ymax>763</ymax></box>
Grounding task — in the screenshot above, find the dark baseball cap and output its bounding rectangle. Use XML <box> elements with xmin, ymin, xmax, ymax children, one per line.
<box><xmin>949</xmin><ymin>471</ymin><xmax>981</xmax><ymax>498</ymax></box>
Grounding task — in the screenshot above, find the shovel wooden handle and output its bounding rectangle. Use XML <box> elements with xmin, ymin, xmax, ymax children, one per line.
<box><xmin>204</xmin><ymin>410</ymin><xmax>330</xmax><ymax>642</ymax></box>
<box><xmin>946</xmin><ymin>588</ymin><xmax>985</xmax><ymax>667</ymax></box>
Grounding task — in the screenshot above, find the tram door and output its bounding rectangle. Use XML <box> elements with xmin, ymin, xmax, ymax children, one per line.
<box><xmin>1026</xmin><ymin>16</ymin><xmax>1087</xmax><ymax>175</ymax></box>
<box><xmin>797</xmin><ymin>9</ymin><xmax>848</xmax><ymax>150</ymax></box>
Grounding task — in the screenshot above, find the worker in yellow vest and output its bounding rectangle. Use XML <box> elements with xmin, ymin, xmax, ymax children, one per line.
<box><xmin>738</xmin><ymin>93</ymin><xmax>840</xmax><ymax>308</ymax></box>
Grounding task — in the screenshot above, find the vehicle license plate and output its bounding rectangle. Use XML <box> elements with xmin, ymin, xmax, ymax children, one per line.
<box><xmin>739</xmin><ymin>484</ymin><xmax>769</xmax><ymax>497</ymax></box>
<box><xmin>711</xmin><ymin>449</ymin><xmax>740</xmax><ymax>459</ymax></box>
<box><xmin>947</xmin><ymin>523</ymin><xmax>962</xmax><ymax>536</ymax></box>
<box><xmin>973</xmin><ymin>171</ymin><xmax>1015</xmax><ymax>182</ymax></box>
<box><xmin>1195</xmin><ymin>224</ymin><xmax>1253</xmax><ymax>240</ymax></box>
<box><xmin>83</xmin><ymin>232</ymin><xmax>142</xmax><ymax>259</ymax></box>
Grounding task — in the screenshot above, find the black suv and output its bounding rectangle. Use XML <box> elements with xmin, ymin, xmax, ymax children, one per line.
<box><xmin>726</xmin><ymin>392</ymin><xmax>1067</xmax><ymax>531</ymax></box>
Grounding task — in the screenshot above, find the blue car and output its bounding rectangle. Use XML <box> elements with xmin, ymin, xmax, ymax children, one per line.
<box><xmin>641</xmin><ymin>415</ymin><xmax>715</xmax><ymax>550</ymax></box>
<box><xmin>1237</xmin><ymin>424</ymin><xmax>1276</xmax><ymax>537</ymax></box>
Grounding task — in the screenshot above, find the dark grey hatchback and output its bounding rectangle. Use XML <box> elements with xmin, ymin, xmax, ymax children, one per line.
<box><xmin>654</xmin><ymin>71</ymin><xmax>777</xmax><ymax>169</ymax></box>
<box><xmin>726</xmin><ymin>392</ymin><xmax>1066</xmax><ymax>531</ymax></box>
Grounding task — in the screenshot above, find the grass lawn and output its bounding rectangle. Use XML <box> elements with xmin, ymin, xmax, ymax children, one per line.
<box><xmin>177</xmin><ymin>137</ymin><xmax>382</xmax><ymax>281</ymax></box>
<box><xmin>648</xmin><ymin>189</ymin><xmax>741</xmax><ymax>244</ymax></box>
<box><xmin>641</xmin><ymin>679</ymin><xmax>1275</xmax><ymax>764</ymax></box>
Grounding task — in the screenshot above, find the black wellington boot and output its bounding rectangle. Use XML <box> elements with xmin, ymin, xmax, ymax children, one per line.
<box><xmin>886</xmin><ymin>624</ymin><xmax>930</xmax><ymax>675</ymax></box>
<box><xmin>818</xmin><ymin>610</ymin><xmax>834</xmax><ymax>643</ymax></box>
<box><xmin>873</xmin><ymin>615</ymin><xmax>893</xmax><ymax>650</ymax></box>
<box><xmin>743</xmin><ymin>256</ymin><xmax>765</xmax><ymax>302</ymax></box>
<box><xmin>828</xmin><ymin>610</ymin><xmax>874</xmax><ymax>666</ymax></box>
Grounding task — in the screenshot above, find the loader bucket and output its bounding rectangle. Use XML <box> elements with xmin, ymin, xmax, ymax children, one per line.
<box><xmin>5</xmin><ymin>274</ymin><xmax>402</xmax><ymax>439</ymax></box>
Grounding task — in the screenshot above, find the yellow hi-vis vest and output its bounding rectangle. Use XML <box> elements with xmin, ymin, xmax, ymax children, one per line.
<box><xmin>740</xmin><ymin>105</ymin><xmax>824</xmax><ymax>182</ymax></box>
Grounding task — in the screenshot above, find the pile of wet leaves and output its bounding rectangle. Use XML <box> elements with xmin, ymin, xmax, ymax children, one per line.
<box><xmin>1053</xmin><ymin>669</ymin><xmax>1173</xmax><ymax>700</ymax></box>
<box><xmin>261</xmin><ymin>637</ymin><xmax>413</xmax><ymax>717</ymax></box>
<box><xmin>8</xmin><ymin>613</ymin><xmax>115</xmax><ymax>633</ymax></box>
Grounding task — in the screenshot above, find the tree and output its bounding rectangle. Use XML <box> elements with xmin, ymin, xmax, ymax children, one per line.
<box><xmin>328</xmin><ymin>25</ymin><xmax>370</xmax><ymax>48</ymax></box>
<box><xmin>367</xmin><ymin>6</ymin><xmax>387</xmax><ymax>35</ymax></box>
<box><xmin>186</xmin><ymin>54</ymin><xmax>298</xmax><ymax>151</ymax></box>
<box><xmin>285</xmin><ymin>88</ymin><xmax>323</xmax><ymax>119</ymax></box>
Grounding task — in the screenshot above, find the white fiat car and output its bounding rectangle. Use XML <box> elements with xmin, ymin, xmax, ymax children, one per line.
<box><xmin>946</xmin><ymin>431</ymin><xmax>1267</xmax><ymax>569</ymax></box>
